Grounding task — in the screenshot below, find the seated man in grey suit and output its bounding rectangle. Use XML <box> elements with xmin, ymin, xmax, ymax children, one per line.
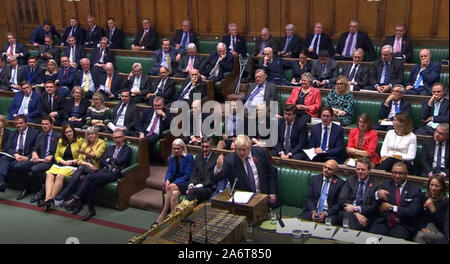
<box><xmin>123</xmin><ymin>62</ymin><xmax>151</xmax><ymax>104</ymax></box>
<box><xmin>421</xmin><ymin>123</ymin><xmax>449</xmax><ymax>178</ymax></box>
<box><xmin>369</xmin><ymin>45</ymin><xmax>404</xmax><ymax>93</ymax></box>
<box><xmin>311</xmin><ymin>50</ymin><xmax>339</xmax><ymax>88</ymax></box>
<box><xmin>243</xmin><ymin>69</ymin><xmax>277</xmax><ymax>114</ymax></box>
<box><xmin>373</xmin><ymin>84</ymin><xmax>412</xmax><ymax>131</ymax></box>
<box><xmin>37</xmin><ymin>36</ymin><xmax>60</xmax><ymax>68</ymax></box>
<box><xmin>340</xmin><ymin>48</ymin><xmax>369</xmax><ymax>91</ymax></box>
<box><xmin>415</xmin><ymin>83</ymin><xmax>449</xmax><ymax>136</ymax></box>
<box><xmin>175</xmin><ymin>43</ymin><xmax>202</xmax><ymax>78</ymax></box>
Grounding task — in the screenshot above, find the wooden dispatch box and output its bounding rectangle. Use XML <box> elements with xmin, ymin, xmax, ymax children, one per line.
<box><xmin>211</xmin><ymin>188</ymin><xmax>269</xmax><ymax>225</ymax></box>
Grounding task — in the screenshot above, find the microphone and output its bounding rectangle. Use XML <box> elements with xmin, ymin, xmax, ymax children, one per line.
<box><xmin>278</xmin><ymin>205</ymin><xmax>285</xmax><ymax>228</ymax></box>
<box><xmin>230</xmin><ymin>176</ymin><xmax>239</xmax><ymax>199</ymax></box>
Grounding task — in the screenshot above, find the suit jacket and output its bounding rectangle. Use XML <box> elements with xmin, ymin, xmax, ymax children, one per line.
<box><xmin>338</xmin><ymin>175</ymin><xmax>379</xmax><ymax>219</ymax></box>
<box><xmin>383</xmin><ymin>35</ymin><xmax>413</xmax><ymax>62</ymax></box>
<box><xmin>105</xmin><ymin>27</ymin><xmax>124</xmax><ymax>49</ymax></box>
<box><xmin>1</xmin><ymin>43</ymin><xmax>30</xmax><ymax>65</ymax></box>
<box><xmin>336</xmin><ymin>31</ymin><xmax>376</xmax><ymax>60</ymax></box>
<box><xmin>148</xmin><ymin>77</ymin><xmax>176</xmax><ymax>105</ymax></box>
<box><xmin>277</xmin><ymin>35</ymin><xmax>303</xmax><ymax>58</ymax></box>
<box><xmin>375</xmin><ymin>179</ymin><xmax>422</xmax><ymax>234</ymax></box>
<box><xmin>61</xmin><ymin>98</ymin><xmax>90</xmax><ymax>123</ymax></box>
<box><xmin>303</xmin><ymin>174</ymin><xmax>345</xmax><ymax>217</ymax></box>
<box><xmin>304</xmin><ymin>33</ymin><xmax>335</xmax><ymax>59</ymax></box>
<box><xmin>132</xmin><ymin>28</ymin><xmax>158</xmax><ymax>50</ymax></box>
<box><xmin>111</xmin><ymin>102</ymin><xmax>139</xmax><ymax>134</ymax></box>
<box><xmin>199</xmin><ymin>50</ymin><xmax>234</xmax><ymax>81</ymax></box>
<box><xmin>190</xmin><ymin>152</ymin><xmax>218</xmax><ymax>187</ymax></box>
<box><xmin>84</xmin><ymin>25</ymin><xmax>105</xmax><ymax>48</ymax></box>
<box><xmin>1</xmin><ymin>128</ymin><xmax>12</xmax><ymax>152</ymax></box>
<box><xmin>171</xmin><ymin>30</ymin><xmax>199</xmax><ymax>50</ymax></box>
<box><xmin>272</xmin><ymin>117</ymin><xmax>308</xmax><ymax>156</ymax></box>
<box><xmin>138</xmin><ymin>107</ymin><xmax>173</xmax><ymax>136</ymax></box>
<box><xmin>150</xmin><ymin>47</ymin><xmax>178</xmax><ymax>75</ymax></box>
<box><xmin>0</xmin><ymin>66</ymin><xmax>25</xmax><ymax>90</ymax></box>
<box><xmin>166</xmin><ymin>154</ymin><xmax>194</xmax><ymax>184</ymax></box>
<box><xmin>340</xmin><ymin>63</ymin><xmax>370</xmax><ymax>90</ymax></box>
<box><xmin>89</xmin><ymin>47</ymin><xmax>115</xmax><ymax>66</ymax></box>
<box><xmin>56</xmin><ymin>66</ymin><xmax>77</xmax><ymax>89</ymax></box>
<box><xmin>421</xmin><ymin>98</ymin><xmax>449</xmax><ymax>123</ymax></box>
<box><xmin>369</xmin><ymin>59</ymin><xmax>404</xmax><ymax>89</ymax></box>
<box><xmin>7</xmin><ymin>91</ymin><xmax>40</xmax><ymax>121</ymax></box>
<box><xmin>22</xmin><ymin>65</ymin><xmax>44</xmax><ymax>86</ymax></box>
<box><xmin>123</xmin><ymin>74</ymin><xmax>151</xmax><ymax>96</ymax></box>
<box><xmin>222</xmin><ymin>35</ymin><xmax>247</xmax><ymax>57</ymax></box>
<box><xmin>175</xmin><ymin>54</ymin><xmax>202</xmax><ymax>77</ymax></box>
<box><xmin>63</xmin><ymin>44</ymin><xmax>86</xmax><ymax>67</ymax></box>
<box><xmin>99</xmin><ymin>72</ymin><xmax>124</xmax><ymax>99</ymax></box>
<box><xmin>32</xmin><ymin>130</ymin><xmax>61</xmax><ymax>158</ymax></box>
<box><xmin>244</xmin><ymin>81</ymin><xmax>278</xmax><ymax>107</ymax></box>
<box><xmin>30</xmin><ymin>25</ymin><xmax>60</xmax><ymax>45</ymax></box>
<box><xmin>177</xmin><ymin>78</ymin><xmax>206</xmax><ymax>105</ymax></box>
<box><xmin>73</xmin><ymin>69</ymin><xmax>101</xmax><ymax>91</ymax></box>
<box><xmin>290</xmin><ymin>60</ymin><xmax>313</xmax><ymax>82</ymax></box>
<box><xmin>99</xmin><ymin>144</ymin><xmax>132</xmax><ymax>177</ymax></box>
<box><xmin>37</xmin><ymin>44</ymin><xmax>61</xmax><ymax>66</ymax></box>
<box><xmin>259</xmin><ymin>57</ymin><xmax>284</xmax><ymax>83</ymax></box>
<box><xmin>311</xmin><ymin>59</ymin><xmax>339</xmax><ymax>86</ymax></box>
<box><xmin>38</xmin><ymin>92</ymin><xmax>64</xmax><ymax>118</ymax></box>
<box><xmin>406</xmin><ymin>61</ymin><xmax>441</xmax><ymax>94</ymax></box>
<box><xmin>421</xmin><ymin>137</ymin><xmax>449</xmax><ymax>177</ymax></box>
<box><xmin>252</xmin><ymin>36</ymin><xmax>278</xmax><ymax>56</ymax></box>
<box><xmin>61</xmin><ymin>26</ymin><xmax>86</xmax><ymax>46</ymax></box>
<box><xmin>4</xmin><ymin>126</ymin><xmax>39</xmax><ymax>157</ymax></box>
<box><xmin>211</xmin><ymin>146</ymin><xmax>277</xmax><ymax>195</ymax></box>
<box><xmin>309</xmin><ymin>123</ymin><xmax>344</xmax><ymax>158</ymax></box>
<box><xmin>379</xmin><ymin>99</ymin><xmax>412</xmax><ymax>120</ymax></box>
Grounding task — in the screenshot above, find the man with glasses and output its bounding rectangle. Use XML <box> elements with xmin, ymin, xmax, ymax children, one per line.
<box><xmin>123</xmin><ymin>62</ymin><xmax>151</xmax><ymax>104</ymax></box>
<box><xmin>382</xmin><ymin>24</ymin><xmax>413</xmax><ymax>62</ymax></box>
<box><xmin>335</xmin><ymin>19</ymin><xmax>375</xmax><ymax>61</ymax></box>
<box><xmin>374</xmin><ymin>84</ymin><xmax>412</xmax><ymax>131</ymax></box>
<box><xmin>340</xmin><ymin>48</ymin><xmax>369</xmax><ymax>91</ymax></box>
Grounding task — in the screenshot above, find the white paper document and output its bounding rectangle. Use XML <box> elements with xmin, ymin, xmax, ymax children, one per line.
<box><xmin>346</xmin><ymin>158</ymin><xmax>356</xmax><ymax>167</ymax></box>
<box><xmin>359</xmin><ymin>89</ymin><xmax>379</xmax><ymax>93</ymax></box>
<box><xmin>353</xmin><ymin>231</ymin><xmax>383</xmax><ymax>244</ymax></box>
<box><xmin>379</xmin><ymin>236</ymin><xmax>417</xmax><ymax>244</ymax></box>
<box><xmin>0</xmin><ymin>152</ymin><xmax>14</xmax><ymax>158</ymax></box>
<box><xmin>228</xmin><ymin>191</ymin><xmax>255</xmax><ymax>204</ymax></box>
<box><xmin>332</xmin><ymin>228</ymin><xmax>360</xmax><ymax>243</ymax></box>
<box><xmin>275</xmin><ymin>218</ymin><xmax>302</xmax><ymax>235</ymax></box>
<box><xmin>302</xmin><ymin>148</ymin><xmax>317</xmax><ymax>160</ymax></box>
<box><xmin>107</xmin><ymin>122</ymin><xmax>117</xmax><ymax>131</ymax></box>
<box><xmin>380</xmin><ymin>120</ymin><xmax>393</xmax><ymax>126</ymax></box>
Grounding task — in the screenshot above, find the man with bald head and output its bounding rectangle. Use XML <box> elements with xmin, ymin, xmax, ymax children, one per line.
<box><xmin>259</xmin><ymin>47</ymin><xmax>284</xmax><ymax>84</ymax></box>
<box><xmin>199</xmin><ymin>42</ymin><xmax>234</xmax><ymax>82</ymax></box>
<box><xmin>405</xmin><ymin>49</ymin><xmax>441</xmax><ymax>96</ymax></box>
<box><xmin>304</xmin><ymin>22</ymin><xmax>335</xmax><ymax>59</ymax></box>
<box><xmin>248</xmin><ymin>27</ymin><xmax>278</xmax><ymax>81</ymax></box>
<box><xmin>73</xmin><ymin>58</ymin><xmax>101</xmax><ymax>99</ymax></box>
<box><xmin>300</xmin><ymin>159</ymin><xmax>345</xmax><ymax>225</ymax></box>
<box><xmin>98</xmin><ymin>62</ymin><xmax>123</xmax><ymax>100</ymax></box>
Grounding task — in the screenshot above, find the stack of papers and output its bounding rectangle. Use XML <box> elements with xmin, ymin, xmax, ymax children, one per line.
<box><xmin>228</xmin><ymin>191</ymin><xmax>255</xmax><ymax>204</ymax></box>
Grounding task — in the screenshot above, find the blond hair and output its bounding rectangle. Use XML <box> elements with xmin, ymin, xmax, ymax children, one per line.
<box><xmin>171</xmin><ymin>138</ymin><xmax>187</xmax><ymax>156</ymax></box>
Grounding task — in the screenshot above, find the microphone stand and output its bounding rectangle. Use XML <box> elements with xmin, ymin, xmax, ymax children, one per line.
<box><xmin>278</xmin><ymin>204</ymin><xmax>285</xmax><ymax>228</ymax></box>
<box><xmin>230</xmin><ymin>177</ymin><xmax>239</xmax><ymax>215</ymax></box>
<box><xmin>204</xmin><ymin>200</ymin><xmax>208</xmax><ymax>244</ymax></box>
<box><xmin>181</xmin><ymin>218</ymin><xmax>195</xmax><ymax>244</ymax></box>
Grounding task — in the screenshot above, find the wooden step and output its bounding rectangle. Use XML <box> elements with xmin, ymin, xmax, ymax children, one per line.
<box><xmin>129</xmin><ymin>188</ymin><xmax>163</xmax><ymax>212</ymax></box>
<box><xmin>147</xmin><ymin>165</ymin><xmax>167</xmax><ymax>189</ymax></box>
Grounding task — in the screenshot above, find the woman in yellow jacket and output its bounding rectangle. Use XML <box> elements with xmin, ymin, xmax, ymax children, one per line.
<box><xmin>56</xmin><ymin>127</ymin><xmax>106</xmax><ymax>213</ymax></box>
<box><xmin>41</xmin><ymin>124</ymin><xmax>84</xmax><ymax>210</ymax></box>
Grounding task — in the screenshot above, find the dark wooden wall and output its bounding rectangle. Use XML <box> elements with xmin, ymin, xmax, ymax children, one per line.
<box><xmin>0</xmin><ymin>0</ymin><xmax>448</xmax><ymax>44</ymax></box>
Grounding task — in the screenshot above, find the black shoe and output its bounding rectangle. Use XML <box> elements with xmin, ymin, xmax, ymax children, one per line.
<box><xmin>0</xmin><ymin>182</ymin><xmax>7</xmax><ymax>193</ymax></box>
<box><xmin>44</xmin><ymin>199</ymin><xmax>53</xmax><ymax>211</ymax></box>
<box><xmin>82</xmin><ymin>210</ymin><xmax>96</xmax><ymax>221</ymax></box>
<box><xmin>63</xmin><ymin>196</ymin><xmax>80</xmax><ymax>212</ymax></box>
<box><xmin>30</xmin><ymin>191</ymin><xmax>41</xmax><ymax>203</ymax></box>
<box><xmin>17</xmin><ymin>189</ymin><xmax>29</xmax><ymax>200</ymax></box>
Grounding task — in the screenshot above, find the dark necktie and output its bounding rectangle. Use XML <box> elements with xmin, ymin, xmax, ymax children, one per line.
<box><xmin>283</xmin><ymin>36</ymin><xmax>291</xmax><ymax>53</ymax></box>
<box><xmin>348</xmin><ymin>64</ymin><xmax>358</xmax><ymax>80</ymax></box>
<box><xmin>232</xmin><ymin>36</ymin><xmax>237</xmax><ymax>51</ymax></box>
<box><xmin>355</xmin><ymin>180</ymin><xmax>365</xmax><ymax>206</ymax></box>
<box><xmin>18</xmin><ymin>132</ymin><xmax>24</xmax><ymax>154</ymax></box>
<box><xmin>181</xmin><ymin>32</ymin><xmax>187</xmax><ymax>48</ymax></box>
<box><xmin>49</xmin><ymin>94</ymin><xmax>54</xmax><ymax>112</ymax></box>
<box><xmin>179</xmin><ymin>82</ymin><xmax>192</xmax><ymax>99</ymax></box>
<box><xmin>114</xmin><ymin>104</ymin><xmax>126</xmax><ymax>124</ymax></box>
<box><xmin>63</xmin><ymin>68</ymin><xmax>68</xmax><ymax>79</ymax></box>
<box><xmin>436</xmin><ymin>143</ymin><xmax>443</xmax><ymax>173</ymax></box>
<box><xmin>381</xmin><ymin>62</ymin><xmax>389</xmax><ymax>84</ymax></box>
<box><xmin>284</xmin><ymin>122</ymin><xmax>292</xmax><ymax>154</ymax></box>
<box><xmin>312</xmin><ymin>34</ymin><xmax>319</xmax><ymax>55</ymax></box>
<box><xmin>69</xmin><ymin>27</ymin><xmax>75</xmax><ymax>37</ymax></box>
<box><xmin>109</xmin><ymin>29</ymin><xmax>114</xmax><ymax>42</ymax></box>
<box><xmin>245</xmin><ymin>158</ymin><xmax>256</xmax><ymax>192</ymax></box>
<box><xmin>321</xmin><ymin>126</ymin><xmax>328</xmax><ymax>151</ymax></box>
<box><xmin>322</xmin><ymin>64</ymin><xmax>327</xmax><ymax>77</ymax></box>
<box><xmin>232</xmin><ymin>115</ymin><xmax>237</xmax><ymax>136</ymax></box>
<box><xmin>157</xmin><ymin>79</ymin><xmax>166</xmax><ymax>94</ymax></box>
<box><xmin>28</xmin><ymin>68</ymin><xmax>34</xmax><ymax>83</ymax></box>
<box><xmin>345</xmin><ymin>33</ymin><xmax>354</xmax><ymax>57</ymax></box>
<box><xmin>45</xmin><ymin>133</ymin><xmax>51</xmax><ymax>156</ymax></box>
<box><xmin>247</xmin><ymin>85</ymin><xmax>262</xmax><ymax>104</ymax></box>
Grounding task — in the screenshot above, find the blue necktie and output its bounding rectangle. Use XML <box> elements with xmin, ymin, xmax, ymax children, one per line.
<box><xmin>179</xmin><ymin>83</ymin><xmax>192</xmax><ymax>100</ymax></box>
<box><xmin>345</xmin><ymin>33</ymin><xmax>354</xmax><ymax>57</ymax></box>
<box><xmin>321</xmin><ymin>126</ymin><xmax>328</xmax><ymax>151</ymax></box>
<box><xmin>414</xmin><ymin>73</ymin><xmax>423</xmax><ymax>89</ymax></box>
<box><xmin>283</xmin><ymin>36</ymin><xmax>291</xmax><ymax>53</ymax></box>
<box><xmin>318</xmin><ymin>179</ymin><xmax>329</xmax><ymax>212</ymax></box>
<box><xmin>394</xmin><ymin>102</ymin><xmax>400</xmax><ymax>114</ymax></box>
<box><xmin>322</xmin><ymin>64</ymin><xmax>327</xmax><ymax>77</ymax></box>
<box><xmin>245</xmin><ymin>158</ymin><xmax>256</xmax><ymax>192</ymax></box>
<box><xmin>28</xmin><ymin>69</ymin><xmax>34</xmax><ymax>83</ymax></box>
<box><xmin>355</xmin><ymin>180</ymin><xmax>365</xmax><ymax>206</ymax></box>
<box><xmin>247</xmin><ymin>85</ymin><xmax>262</xmax><ymax>105</ymax></box>
<box><xmin>348</xmin><ymin>64</ymin><xmax>358</xmax><ymax>80</ymax></box>
<box><xmin>380</xmin><ymin>62</ymin><xmax>388</xmax><ymax>84</ymax></box>
<box><xmin>45</xmin><ymin>133</ymin><xmax>51</xmax><ymax>156</ymax></box>
<box><xmin>436</xmin><ymin>143</ymin><xmax>443</xmax><ymax>173</ymax></box>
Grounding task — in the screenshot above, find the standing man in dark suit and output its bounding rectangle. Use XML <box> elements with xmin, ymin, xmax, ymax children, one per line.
<box><xmin>30</xmin><ymin>20</ymin><xmax>60</xmax><ymax>47</ymax></box>
<box><xmin>369</xmin><ymin>45</ymin><xmax>404</xmax><ymax>93</ymax></box>
<box><xmin>382</xmin><ymin>24</ymin><xmax>413</xmax><ymax>62</ymax></box>
<box><xmin>340</xmin><ymin>48</ymin><xmax>369</xmax><ymax>91</ymax></box>
<box><xmin>60</xmin><ymin>17</ymin><xmax>86</xmax><ymax>47</ymax></box>
<box><xmin>131</xmin><ymin>18</ymin><xmax>158</xmax><ymax>51</ymax></box>
<box><xmin>300</xmin><ymin>159</ymin><xmax>345</xmax><ymax>225</ymax></box>
<box><xmin>2</xmin><ymin>32</ymin><xmax>30</xmax><ymax>65</ymax></box>
<box><xmin>212</xmin><ymin>135</ymin><xmax>278</xmax><ymax>205</ymax></box>
<box><xmin>98</xmin><ymin>62</ymin><xmax>123</xmax><ymax>100</ymax></box>
<box><xmin>7</xmin><ymin>82</ymin><xmax>40</xmax><ymax>122</ymax></box>
<box><xmin>243</xmin><ymin>69</ymin><xmax>278</xmax><ymax>112</ymax></box>
<box><xmin>105</xmin><ymin>17</ymin><xmax>124</xmax><ymax>49</ymax></box>
<box><xmin>421</xmin><ymin>123</ymin><xmax>449</xmax><ymax>178</ymax></box>
<box><xmin>37</xmin><ymin>36</ymin><xmax>60</xmax><ymax>67</ymax></box>
<box><xmin>0</xmin><ymin>114</ymin><xmax>39</xmax><ymax>194</ymax></box>
<box><xmin>138</xmin><ymin>96</ymin><xmax>172</xmax><ymax>155</ymax></box>
<box><xmin>22</xmin><ymin>57</ymin><xmax>44</xmax><ymax>89</ymax></box>
<box><xmin>259</xmin><ymin>47</ymin><xmax>284</xmax><ymax>84</ymax></box>
<box><xmin>29</xmin><ymin>117</ymin><xmax>61</xmax><ymax>203</ymax></box>
<box><xmin>178</xmin><ymin>69</ymin><xmax>206</xmax><ymax>105</ymax></box>
<box><xmin>38</xmin><ymin>81</ymin><xmax>64</xmax><ymax>125</ymax></box>
<box><xmin>405</xmin><ymin>49</ymin><xmax>441</xmax><ymax>96</ymax></box>
<box><xmin>222</xmin><ymin>23</ymin><xmax>247</xmax><ymax>58</ymax></box>
<box><xmin>186</xmin><ymin>137</ymin><xmax>219</xmax><ymax>202</ymax></box>
<box><xmin>84</xmin><ymin>15</ymin><xmax>105</xmax><ymax>48</ymax></box>
<box><xmin>271</xmin><ymin>104</ymin><xmax>308</xmax><ymax>160</ymax></box>
<box><xmin>171</xmin><ymin>19</ymin><xmax>198</xmax><ymax>54</ymax></box>
<box><xmin>73</xmin><ymin>58</ymin><xmax>101</xmax><ymax>99</ymax></box>
<box><xmin>416</xmin><ymin>83</ymin><xmax>449</xmax><ymax>135</ymax></box>
<box><xmin>123</xmin><ymin>62</ymin><xmax>151</xmax><ymax>104</ymax></box>
<box><xmin>108</xmin><ymin>90</ymin><xmax>138</xmax><ymax>136</ymax></box>
<box><xmin>368</xmin><ymin>162</ymin><xmax>422</xmax><ymax>240</ymax></box>
<box><xmin>309</xmin><ymin>107</ymin><xmax>345</xmax><ymax>163</ymax></box>
<box><xmin>63</xmin><ymin>129</ymin><xmax>132</xmax><ymax>221</ymax></box>
<box><xmin>277</xmin><ymin>24</ymin><xmax>304</xmax><ymax>61</ymax></box>
<box><xmin>374</xmin><ymin>84</ymin><xmax>412</xmax><ymax>131</ymax></box>
<box><xmin>335</xmin><ymin>19</ymin><xmax>376</xmax><ymax>61</ymax></box>
<box><xmin>199</xmin><ymin>42</ymin><xmax>234</xmax><ymax>82</ymax></box>
<box><xmin>175</xmin><ymin>43</ymin><xmax>202</xmax><ymax>78</ymax></box>
<box><xmin>149</xmin><ymin>38</ymin><xmax>178</xmax><ymax>76</ymax></box>
<box><xmin>64</xmin><ymin>36</ymin><xmax>86</xmax><ymax>69</ymax></box>
<box><xmin>304</xmin><ymin>22</ymin><xmax>335</xmax><ymax>59</ymax></box>
<box><xmin>146</xmin><ymin>66</ymin><xmax>175</xmax><ymax>106</ymax></box>
<box><xmin>338</xmin><ymin>157</ymin><xmax>379</xmax><ymax>230</ymax></box>
<box><xmin>311</xmin><ymin>50</ymin><xmax>339</xmax><ymax>88</ymax></box>
<box><xmin>0</xmin><ymin>56</ymin><xmax>25</xmax><ymax>91</ymax></box>
<box><xmin>89</xmin><ymin>37</ymin><xmax>115</xmax><ymax>74</ymax></box>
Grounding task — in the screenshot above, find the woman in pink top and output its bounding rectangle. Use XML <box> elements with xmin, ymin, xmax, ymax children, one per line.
<box><xmin>286</xmin><ymin>72</ymin><xmax>321</xmax><ymax>124</ymax></box>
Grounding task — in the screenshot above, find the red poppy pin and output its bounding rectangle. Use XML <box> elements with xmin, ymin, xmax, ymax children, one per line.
<box><xmin>403</xmin><ymin>41</ymin><xmax>406</xmax><ymax>45</ymax></box>
<box><xmin>253</xmin><ymin>157</ymin><xmax>258</xmax><ymax>163</ymax></box>
<box><xmin>369</xmin><ymin>183</ymin><xmax>373</xmax><ymax>188</ymax></box>
<box><xmin>332</xmin><ymin>179</ymin><xmax>337</xmax><ymax>184</ymax></box>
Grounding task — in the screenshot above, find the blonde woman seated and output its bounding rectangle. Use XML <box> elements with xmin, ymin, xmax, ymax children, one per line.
<box><xmin>325</xmin><ymin>75</ymin><xmax>354</xmax><ymax>126</ymax></box>
<box><xmin>57</xmin><ymin>127</ymin><xmax>106</xmax><ymax>214</ymax></box>
<box><xmin>42</xmin><ymin>59</ymin><xmax>59</xmax><ymax>85</ymax></box>
<box><xmin>40</xmin><ymin>124</ymin><xmax>84</xmax><ymax>210</ymax></box>
<box><xmin>154</xmin><ymin>138</ymin><xmax>194</xmax><ymax>226</ymax></box>
<box><xmin>83</xmin><ymin>92</ymin><xmax>113</xmax><ymax>133</ymax></box>
<box><xmin>0</xmin><ymin>114</ymin><xmax>12</xmax><ymax>152</ymax></box>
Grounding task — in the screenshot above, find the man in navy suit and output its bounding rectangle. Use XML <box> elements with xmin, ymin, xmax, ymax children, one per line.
<box><xmin>277</xmin><ymin>24</ymin><xmax>303</xmax><ymax>60</ymax></box>
<box><xmin>7</xmin><ymin>82</ymin><xmax>40</xmax><ymax>122</ymax></box>
<box><xmin>368</xmin><ymin>161</ymin><xmax>422</xmax><ymax>240</ymax></box>
<box><xmin>73</xmin><ymin>58</ymin><xmax>101</xmax><ymax>99</ymax></box>
<box><xmin>60</xmin><ymin>17</ymin><xmax>86</xmax><ymax>47</ymax></box>
<box><xmin>84</xmin><ymin>15</ymin><xmax>105</xmax><ymax>48</ymax></box>
<box><xmin>56</xmin><ymin>56</ymin><xmax>77</xmax><ymax>97</ymax></box>
<box><xmin>63</xmin><ymin>36</ymin><xmax>86</xmax><ymax>69</ymax></box>
<box><xmin>22</xmin><ymin>57</ymin><xmax>44</xmax><ymax>88</ymax></box>
<box><xmin>311</xmin><ymin>50</ymin><xmax>339</xmax><ymax>88</ymax></box>
<box><xmin>105</xmin><ymin>17</ymin><xmax>124</xmax><ymax>49</ymax></box>
<box><xmin>300</xmin><ymin>159</ymin><xmax>345</xmax><ymax>225</ymax></box>
<box><xmin>374</xmin><ymin>84</ymin><xmax>412</xmax><ymax>131</ymax></box>
<box><xmin>304</xmin><ymin>22</ymin><xmax>335</xmax><ymax>59</ymax></box>
<box><xmin>382</xmin><ymin>24</ymin><xmax>413</xmax><ymax>62</ymax></box>
<box><xmin>175</xmin><ymin>43</ymin><xmax>203</xmax><ymax>78</ymax></box>
<box><xmin>212</xmin><ymin>135</ymin><xmax>278</xmax><ymax>206</ymax></box>
<box><xmin>171</xmin><ymin>20</ymin><xmax>198</xmax><ymax>54</ymax></box>
<box><xmin>222</xmin><ymin>23</ymin><xmax>247</xmax><ymax>58</ymax></box>
<box><xmin>145</xmin><ymin>66</ymin><xmax>175</xmax><ymax>106</ymax></box>
<box><xmin>271</xmin><ymin>104</ymin><xmax>308</xmax><ymax>160</ymax></box>
<box><xmin>335</xmin><ymin>19</ymin><xmax>376</xmax><ymax>61</ymax></box>
<box><xmin>98</xmin><ymin>62</ymin><xmax>123</xmax><ymax>100</ymax></box>
<box><xmin>149</xmin><ymin>38</ymin><xmax>178</xmax><ymax>76</ymax></box>
<box><xmin>405</xmin><ymin>49</ymin><xmax>441</xmax><ymax>96</ymax></box>
<box><xmin>131</xmin><ymin>18</ymin><xmax>158</xmax><ymax>51</ymax></box>
<box><xmin>338</xmin><ymin>157</ymin><xmax>379</xmax><ymax>230</ymax></box>
<box><xmin>421</xmin><ymin>123</ymin><xmax>449</xmax><ymax>178</ymax></box>
<box><xmin>0</xmin><ymin>114</ymin><xmax>39</xmax><ymax>194</ymax></box>
<box><xmin>63</xmin><ymin>129</ymin><xmax>132</xmax><ymax>221</ymax></box>
<box><xmin>340</xmin><ymin>48</ymin><xmax>370</xmax><ymax>91</ymax></box>
<box><xmin>108</xmin><ymin>90</ymin><xmax>138</xmax><ymax>136</ymax></box>
<box><xmin>89</xmin><ymin>37</ymin><xmax>115</xmax><ymax>74</ymax></box>
<box><xmin>1</xmin><ymin>33</ymin><xmax>30</xmax><ymax>65</ymax></box>
<box><xmin>416</xmin><ymin>83</ymin><xmax>449</xmax><ymax>135</ymax></box>
<box><xmin>30</xmin><ymin>20</ymin><xmax>60</xmax><ymax>47</ymax></box>
<box><xmin>38</xmin><ymin>81</ymin><xmax>64</xmax><ymax>125</ymax></box>
<box><xmin>259</xmin><ymin>47</ymin><xmax>284</xmax><ymax>84</ymax></box>
<box><xmin>309</xmin><ymin>107</ymin><xmax>345</xmax><ymax>163</ymax></box>
<box><xmin>369</xmin><ymin>45</ymin><xmax>404</xmax><ymax>93</ymax></box>
<box><xmin>1</xmin><ymin>56</ymin><xmax>25</xmax><ymax>91</ymax></box>
<box><xmin>200</xmin><ymin>42</ymin><xmax>234</xmax><ymax>82</ymax></box>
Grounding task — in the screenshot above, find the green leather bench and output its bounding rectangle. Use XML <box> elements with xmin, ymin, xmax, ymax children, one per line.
<box><xmin>115</xmin><ymin>56</ymin><xmax>153</xmax><ymax>74</ymax></box>
<box><xmin>0</xmin><ymin>97</ymin><xmax>13</xmax><ymax>116</ymax></box>
<box><xmin>276</xmin><ymin>167</ymin><xmax>312</xmax><ymax>217</ymax></box>
<box><xmin>198</xmin><ymin>39</ymin><xmax>219</xmax><ymax>54</ymax></box>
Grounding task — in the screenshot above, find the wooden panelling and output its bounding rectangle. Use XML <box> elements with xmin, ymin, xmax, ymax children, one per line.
<box><xmin>121</xmin><ymin>0</ymin><xmax>138</xmax><ymax>34</ymax></box>
<box><xmin>333</xmin><ymin>0</ymin><xmax>357</xmax><ymax>39</ymax></box>
<box><xmin>310</xmin><ymin>0</ymin><xmax>334</xmax><ymax>35</ymax></box>
<box><xmin>409</xmin><ymin>0</ymin><xmax>434</xmax><ymax>39</ymax></box>
<box><xmin>383</xmin><ymin>0</ymin><xmax>409</xmax><ymax>37</ymax></box>
<box><xmin>247</xmin><ymin>0</ymin><xmax>267</xmax><ymax>37</ymax></box>
<box><xmin>268</xmin><ymin>0</ymin><xmax>283</xmax><ymax>38</ymax></box>
<box><xmin>436</xmin><ymin>0</ymin><xmax>449</xmax><ymax>39</ymax></box>
<box><xmin>358</xmin><ymin>0</ymin><xmax>380</xmax><ymax>38</ymax></box>
<box><xmin>153</xmin><ymin>0</ymin><xmax>171</xmax><ymax>35</ymax></box>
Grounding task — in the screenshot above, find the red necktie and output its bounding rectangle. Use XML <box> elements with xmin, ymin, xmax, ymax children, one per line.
<box><xmin>388</xmin><ymin>186</ymin><xmax>401</xmax><ymax>228</ymax></box>
<box><xmin>10</xmin><ymin>45</ymin><xmax>14</xmax><ymax>56</ymax></box>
